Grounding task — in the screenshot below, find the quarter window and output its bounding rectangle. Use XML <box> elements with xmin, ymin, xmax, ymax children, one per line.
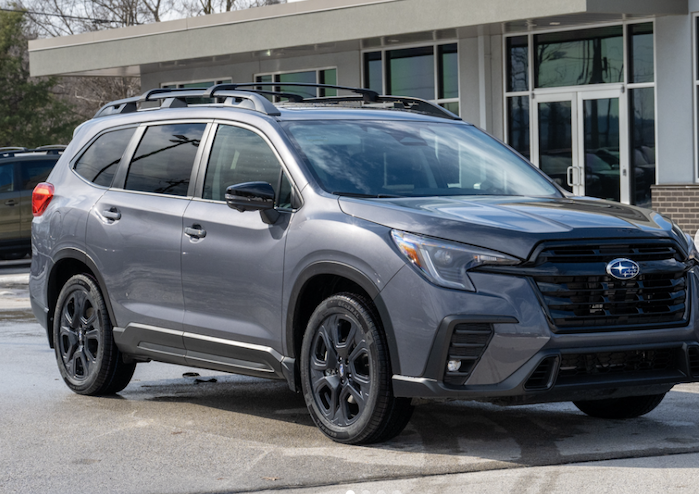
<box><xmin>125</xmin><ymin>123</ymin><xmax>206</xmax><ymax>196</ymax></box>
<box><xmin>203</xmin><ymin>125</ymin><xmax>291</xmax><ymax>207</ymax></box>
<box><xmin>74</xmin><ymin>127</ymin><xmax>136</xmax><ymax>187</ymax></box>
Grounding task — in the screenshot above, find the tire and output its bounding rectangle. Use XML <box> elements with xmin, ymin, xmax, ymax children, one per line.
<box><xmin>53</xmin><ymin>274</ymin><xmax>136</xmax><ymax>395</ymax></box>
<box><xmin>300</xmin><ymin>293</ymin><xmax>413</xmax><ymax>444</ymax></box>
<box><xmin>573</xmin><ymin>393</ymin><xmax>667</xmax><ymax>419</ymax></box>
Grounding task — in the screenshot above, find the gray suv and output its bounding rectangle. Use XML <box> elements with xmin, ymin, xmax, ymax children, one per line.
<box><xmin>30</xmin><ymin>84</ymin><xmax>699</xmax><ymax>444</ymax></box>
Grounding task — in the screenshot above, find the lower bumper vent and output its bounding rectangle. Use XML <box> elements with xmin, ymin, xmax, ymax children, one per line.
<box><xmin>557</xmin><ymin>348</ymin><xmax>680</xmax><ymax>385</ymax></box>
<box><xmin>443</xmin><ymin>323</ymin><xmax>493</xmax><ymax>386</ymax></box>
<box><xmin>525</xmin><ymin>356</ymin><xmax>559</xmax><ymax>390</ymax></box>
<box><xmin>688</xmin><ymin>347</ymin><xmax>699</xmax><ymax>378</ymax></box>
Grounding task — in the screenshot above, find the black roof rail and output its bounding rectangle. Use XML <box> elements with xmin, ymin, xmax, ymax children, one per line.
<box><xmin>92</xmin><ymin>82</ymin><xmax>460</xmax><ymax>121</ymax></box>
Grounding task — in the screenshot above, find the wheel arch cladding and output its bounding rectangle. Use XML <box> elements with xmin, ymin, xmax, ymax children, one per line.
<box><xmin>286</xmin><ymin>262</ymin><xmax>402</xmax><ymax>384</ymax></box>
<box><xmin>47</xmin><ymin>249</ymin><xmax>116</xmax><ymax>348</ymax></box>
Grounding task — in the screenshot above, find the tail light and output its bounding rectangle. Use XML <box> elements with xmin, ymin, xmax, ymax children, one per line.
<box><xmin>32</xmin><ymin>182</ymin><xmax>54</xmax><ymax>216</ymax></box>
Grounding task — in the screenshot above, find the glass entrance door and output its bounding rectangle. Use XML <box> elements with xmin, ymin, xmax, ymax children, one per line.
<box><xmin>533</xmin><ymin>88</ymin><xmax>629</xmax><ymax>203</ymax></box>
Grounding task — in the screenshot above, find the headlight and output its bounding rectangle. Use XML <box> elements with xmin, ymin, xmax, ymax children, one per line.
<box><xmin>391</xmin><ymin>230</ymin><xmax>520</xmax><ymax>291</ymax></box>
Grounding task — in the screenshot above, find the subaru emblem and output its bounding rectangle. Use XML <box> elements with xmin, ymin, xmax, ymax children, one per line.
<box><xmin>606</xmin><ymin>258</ymin><xmax>640</xmax><ymax>280</ymax></box>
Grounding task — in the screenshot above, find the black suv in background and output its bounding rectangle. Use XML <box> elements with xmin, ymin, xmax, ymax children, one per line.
<box><xmin>0</xmin><ymin>146</ymin><xmax>64</xmax><ymax>259</ymax></box>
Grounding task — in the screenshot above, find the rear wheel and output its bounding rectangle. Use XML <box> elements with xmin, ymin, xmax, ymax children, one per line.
<box><xmin>300</xmin><ymin>293</ymin><xmax>413</xmax><ymax>444</ymax></box>
<box><xmin>54</xmin><ymin>274</ymin><xmax>136</xmax><ymax>395</ymax></box>
<box><xmin>573</xmin><ymin>393</ymin><xmax>667</xmax><ymax>419</ymax></box>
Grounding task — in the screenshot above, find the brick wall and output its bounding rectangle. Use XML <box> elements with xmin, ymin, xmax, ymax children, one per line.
<box><xmin>651</xmin><ymin>184</ymin><xmax>699</xmax><ymax>237</ymax></box>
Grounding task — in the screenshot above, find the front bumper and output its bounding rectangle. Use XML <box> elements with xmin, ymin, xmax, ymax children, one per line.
<box><xmin>379</xmin><ymin>264</ymin><xmax>699</xmax><ymax>402</ymax></box>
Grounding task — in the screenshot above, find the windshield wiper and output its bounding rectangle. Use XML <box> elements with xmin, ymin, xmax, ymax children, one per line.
<box><xmin>332</xmin><ymin>191</ymin><xmax>402</xmax><ymax>198</ymax></box>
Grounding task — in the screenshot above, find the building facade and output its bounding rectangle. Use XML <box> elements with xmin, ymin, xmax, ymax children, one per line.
<box><xmin>27</xmin><ymin>0</ymin><xmax>699</xmax><ymax>234</ymax></box>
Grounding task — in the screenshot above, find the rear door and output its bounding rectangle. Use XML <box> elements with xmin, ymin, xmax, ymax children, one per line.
<box><xmin>86</xmin><ymin>121</ymin><xmax>209</xmax><ymax>362</ymax></box>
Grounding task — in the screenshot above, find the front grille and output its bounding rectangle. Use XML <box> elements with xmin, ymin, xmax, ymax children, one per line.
<box><xmin>443</xmin><ymin>323</ymin><xmax>493</xmax><ymax>386</ymax></box>
<box><xmin>557</xmin><ymin>348</ymin><xmax>680</xmax><ymax>385</ymax></box>
<box><xmin>532</xmin><ymin>241</ymin><xmax>689</xmax><ymax>331</ymax></box>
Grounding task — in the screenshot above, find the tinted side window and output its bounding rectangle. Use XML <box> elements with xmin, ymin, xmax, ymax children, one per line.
<box><xmin>0</xmin><ymin>163</ymin><xmax>14</xmax><ymax>193</ymax></box>
<box><xmin>125</xmin><ymin>123</ymin><xmax>206</xmax><ymax>196</ymax></box>
<box><xmin>21</xmin><ymin>159</ymin><xmax>57</xmax><ymax>190</ymax></box>
<box><xmin>203</xmin><ymin>125</ymin><xmax>283</xmax><ymax>203</ymax></box>
<box><xmin>74</xmin><ymin>127</ymin><xmax>136</xmax><ymax>187</ymax></box>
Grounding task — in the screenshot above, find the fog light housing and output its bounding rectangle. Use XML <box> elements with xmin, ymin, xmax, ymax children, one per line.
<box><xmin>447</xmin><ymin>360</ymin><xmax>462</xmax><ymax>372</ymax></box>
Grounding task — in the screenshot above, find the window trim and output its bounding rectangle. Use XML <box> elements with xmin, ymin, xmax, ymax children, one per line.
<box><xmin>694</xmin><ymin>12</ymin><xmax>699</xmax><ymax>182</ymax></box>
<box><xmin>360</xmin><ymin>39</ymin><xmax>460</xmax><ymax>114</ymax></box>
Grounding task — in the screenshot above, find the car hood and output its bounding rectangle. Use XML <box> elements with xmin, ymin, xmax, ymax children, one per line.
<box><xmin>338</xmin><ymin>195</ymin><xmax>684</xmax><ymax>259</ymax></box>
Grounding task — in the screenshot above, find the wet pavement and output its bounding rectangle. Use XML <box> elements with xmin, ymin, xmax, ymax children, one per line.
<box><xmin>1</xmin><ymin>268</ymin><xmax>699</xmax><ymax>493</ymax></box>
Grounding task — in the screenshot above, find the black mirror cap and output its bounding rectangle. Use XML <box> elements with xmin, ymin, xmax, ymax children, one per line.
<box><xmin>226</xmin><ymin>182</ymin><xmax>276</xmax><ymax>212</ymax></box>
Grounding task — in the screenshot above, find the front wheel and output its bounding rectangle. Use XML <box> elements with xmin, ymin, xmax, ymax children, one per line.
<box><xmin>300</xmin><ymin>293</ymin><xmax>413</xmax><ymax>444</ymax></box>
<box><xmin>573</xmin><ymin>393</ymin><xmax>667</xmax><ymax>419</ymax></box>
<box><xmin>54</xmin><ymin>274</ymin><xmax>136</xmax><ymax>395</ymax></box>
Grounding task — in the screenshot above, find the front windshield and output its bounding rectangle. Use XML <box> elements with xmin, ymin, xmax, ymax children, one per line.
<box><xmin>282</xmin><ymin>120</ymin><xmax>560</xmax><ymax>198</ymax></box>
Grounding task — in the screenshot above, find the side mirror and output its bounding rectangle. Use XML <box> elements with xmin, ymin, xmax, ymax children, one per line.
<box><xmin>225</xmin><ymin>181</ymin><xmax>279</xmax><ymax>225</ymax></box>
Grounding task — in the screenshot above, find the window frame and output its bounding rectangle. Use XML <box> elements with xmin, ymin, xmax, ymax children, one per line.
<box><xmin>360</xmin><ymin>39</ymin><xmax>460</xmax><ymax>114</ymax></box>
<box><xmin>694</xmin><ymin>12</ymin><xmax>699</xmax><ymax>182</ymax></box>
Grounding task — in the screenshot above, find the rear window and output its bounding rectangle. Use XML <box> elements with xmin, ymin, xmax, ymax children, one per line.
<box><xmin>21</xmin><ymin>159</ymin><xmax>57</xmax><ymax>190</ymax></box>
<box><xmin>74</xmin><ymin>127</ymin><xmax>137</xmax><ymax>187</ymax></box>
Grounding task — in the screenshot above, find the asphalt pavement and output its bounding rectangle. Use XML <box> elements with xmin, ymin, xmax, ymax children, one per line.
<box><xmin>1</xmin><ymin>261</ymin><xmax>699</xmax><ymax>494</ymax></box>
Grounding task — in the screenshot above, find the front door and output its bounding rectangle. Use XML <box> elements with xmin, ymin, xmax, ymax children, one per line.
<box><xmin>533</xmin><ymin>88</ymin><xmax>628</xmax><ymax>203</ymax></box>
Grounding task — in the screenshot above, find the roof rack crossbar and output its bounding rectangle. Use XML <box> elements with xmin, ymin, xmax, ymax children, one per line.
<box><xmin>302</xmin><ymin>95</ymin><xmax>461</xmax><ymax>120</ymax></box>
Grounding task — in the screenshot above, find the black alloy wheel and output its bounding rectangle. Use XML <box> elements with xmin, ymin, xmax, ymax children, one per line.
<box><xmin>54</xmin><ymin>274</ymin><xmax>136</xmax><ymax>395</ymax></box>
<box><xmin>300</xmin><ymin>293</ymin><xmax>413</xmax><ymax>444</ymax></box>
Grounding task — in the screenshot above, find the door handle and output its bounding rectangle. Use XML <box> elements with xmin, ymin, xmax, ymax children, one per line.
<box><xmin>184</xmin><ymin>225</ymin><xmax>206</xmax><ymax>239</ymax></box>
<box><xmin>102</xmin><ymin>207</ymin><xmax>121</xmax><ymax>221</ymax></box>
<box><xmin>4</xmin><ymin>199</ymin><xmax>17</xmax><ymax>206</ymax></box>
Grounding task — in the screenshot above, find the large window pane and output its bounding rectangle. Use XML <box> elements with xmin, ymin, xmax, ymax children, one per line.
<box><xmin>507</xmin><ymin>36</ymin><xmax>529</xmax><ymax>92</ymax></box>
<box><xmin>278</xmin><ymin>71</ymin><xmax>317</xmax><ymax>99</ymax></box>
<box><xmin>628</xmin><ymin>23</ymin><xmax>654</xmax><ymax>84</ymax></box>
<box><xmin>535</xmin><ymin>26</ymin><xmax>624</xmax><ymax>88</ymax></box>
<box><xmin>387</xmin><ymin>47</ymin><xmax>435</xmax><ymax>99</ymax></box>
<box><xmin>507</xmin><ymin>96</ymin><xmax>530</xmax><ymax>159</ymax></box>
<box><xmin>538</xmin><ymin>101</ymin><xmax>573</xmax><ymax>191</ymax></box>
<box><xmin>126</xmin><ymin>123</ymin><xmax>206</xmax><ymax>196</ymax></box>
<box><xmin>364</xmin><ymin>52</ymin><xmax>383</xmax><ymax>93</ymax></box>
<box><xmin>630</xmin><ymin>88</ymin><xmax>655</xmax><ymax>208</ymax></box>
<box><xmin>438</xmin><ymin>43</ymin><xmax>458</xmax><ymax>99</ymax></box>
<box><xmin>584</xmin><ymin>98</ymin><xmax>620</xmax><ymax>202</ymax></box>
